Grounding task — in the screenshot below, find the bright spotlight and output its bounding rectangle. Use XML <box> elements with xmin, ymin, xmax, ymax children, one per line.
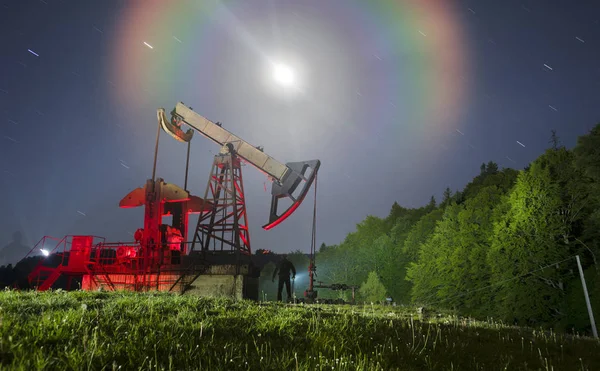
<box><xmin>40</xmin><ymin>249</ymin><xmax>50</xmax><ymax>257</ymax></box>
<box><xmin>272</xmin><ymin>63</ymin><xmax>295</xmax><ymax>87</ymax></box>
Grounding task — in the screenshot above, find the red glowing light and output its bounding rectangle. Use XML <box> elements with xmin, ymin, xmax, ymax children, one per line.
<box><xmin>262</xmin><ymin>198</ymin><xmax>303</xmax><ymax>230</ymax></box>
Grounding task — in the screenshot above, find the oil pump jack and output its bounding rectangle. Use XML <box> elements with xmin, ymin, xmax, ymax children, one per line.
<box><xmin>28</xmin><ymin>102</ymin><xmax>320</xmax><ymax>298</ymax></box>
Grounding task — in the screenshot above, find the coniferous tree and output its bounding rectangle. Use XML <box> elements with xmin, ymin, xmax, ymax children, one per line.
<box><xmin>486</xmin><ymin>161</ymin><xmax>499</xmax><ymax>174</ymax></box>
<box><xmin>386</xmin><ymin>202</ymin><xmax>407</xmax><ymax>230</ymax></box>
<box><xmin>441</xmin><ymin>187</ymin><xmax>453</xmax><ymax>207</ymax></box>
<box><xmin>453</xmin><ymin>189</ymin><xmax>464</xmax><ymax>204</ymax></box>
<box><xmin>549</xmin><ymin>129</ymin><xmax>561</xmax><ymax>150</ymax></box>
<box><xmin>427</xmin><ymin>195</ymin><xmax>436</xmax><ymax>210</ymax></box>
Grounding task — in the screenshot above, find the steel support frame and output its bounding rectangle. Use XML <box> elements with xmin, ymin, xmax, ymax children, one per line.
<box><xmin>191</xmin><ymin>152</ymin><xmax>251</xmax><ymax>258</ymax></box>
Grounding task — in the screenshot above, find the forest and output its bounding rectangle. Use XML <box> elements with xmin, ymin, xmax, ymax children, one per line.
<box><xmin>260</xmin><ymin>125</ymin><xmax>600</xmax><ymax>334</ymax></box>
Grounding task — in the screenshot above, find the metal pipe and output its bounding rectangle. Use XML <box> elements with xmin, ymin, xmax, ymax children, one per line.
<box><xmin>151</xmin><ymin>120</ymin><xmax>161</xmax><ymax>181</ymax></box>
<box><xmin>184</xmin><ymin>141</ymin><xmax>191</xmax><ymax>191</ymax></box>
<box><xmin>576</xmin><ymin>255</ymin><xmax>598</xmax><ymax>338</ymax></box>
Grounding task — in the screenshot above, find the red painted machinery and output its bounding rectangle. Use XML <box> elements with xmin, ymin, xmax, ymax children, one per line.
<box><xmin>27</xmin><ymin>102</ymin><xmax>320</xmax><ymax>294</ymax></box>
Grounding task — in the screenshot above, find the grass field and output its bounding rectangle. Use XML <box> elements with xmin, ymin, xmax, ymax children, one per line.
<box><xmin>0</xmin><ymin>291</ymin><xmax>599</xmax><ymax>370</ymax></box>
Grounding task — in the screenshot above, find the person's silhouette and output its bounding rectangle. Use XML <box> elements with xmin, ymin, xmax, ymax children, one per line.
<box><xmin>0</xmin><ymin>231</ymin><xmax>29</xmax><ymax>266</ymax></box>
<box><xmin>272</xmin><ymin>255</ymin><xmax>296</xmax><ymax>302</ymax></box>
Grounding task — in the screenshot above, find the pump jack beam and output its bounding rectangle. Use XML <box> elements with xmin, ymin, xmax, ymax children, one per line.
<box><xmin>158</xmin><ymin>104</ymin><xmax>320</xmax><ymax>230</ymax></box>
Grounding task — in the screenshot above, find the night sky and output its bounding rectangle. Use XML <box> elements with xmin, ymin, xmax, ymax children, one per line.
<box><xmin>1</xmin><ymin>0</ymin><xmax>599</xmax><ymax>259</ymax></box>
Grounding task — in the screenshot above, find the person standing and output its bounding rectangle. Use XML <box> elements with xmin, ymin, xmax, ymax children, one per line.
<box><xmin>272</xmin><ymin>254</ymin><xmax>296</xmax><ymax>302</ymax></box>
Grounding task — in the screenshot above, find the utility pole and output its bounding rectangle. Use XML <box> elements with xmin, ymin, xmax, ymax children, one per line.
<box><xmin>575</xmin><ymin>255</ymin><xmax>598</xmax><ymax>339</ymax></box>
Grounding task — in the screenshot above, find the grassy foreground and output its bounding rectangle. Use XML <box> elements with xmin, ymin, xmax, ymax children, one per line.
<box><xmin>0</xmin><ymin>291</ymin><xmax>599</xmax><ymax>370</ymax></box>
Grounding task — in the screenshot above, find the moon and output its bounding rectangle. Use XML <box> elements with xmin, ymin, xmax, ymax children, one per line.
<box><xmin>272</xmin><ymin>63</ymin><xmax>295</xmax><ymax>87</ymax></box>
